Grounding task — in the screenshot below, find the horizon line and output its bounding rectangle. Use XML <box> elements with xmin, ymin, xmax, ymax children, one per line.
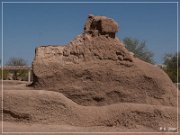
<box><xmin>1</xmin><ymin>1</ymin><xmax>179</xmax><ymax>4</ymax></box>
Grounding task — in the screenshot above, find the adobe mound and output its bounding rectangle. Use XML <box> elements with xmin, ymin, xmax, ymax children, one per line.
<box><xmin>2</xmin><ymin>90</ymin><xmax>177</xmax><ymax>131</ymax></box>
<box><xmin>32</xmin><ymin>15</ymin><xmax>177</xmax><ymax>106</ymax></box>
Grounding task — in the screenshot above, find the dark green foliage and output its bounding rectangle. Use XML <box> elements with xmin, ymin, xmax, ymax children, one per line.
<box><xmin>163</xmin><ymin>52</ymin><xmax>179</xmax><ymax>83</ymax></box>
<box><xmin>0</xmin><ymin>70</ymin><xmax>9</xmax><ymax>80</ymax></box>
<box><xmin>123</xmin><ymin>37</ymin><xmax>154</xmax><ymax>64</ymax></box>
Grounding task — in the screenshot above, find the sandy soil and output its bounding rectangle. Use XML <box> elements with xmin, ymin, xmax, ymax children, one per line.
<box><xmin>0</xmin><ymin>80</ymin><xmax>179</xmax><ymax>135</ymax></box>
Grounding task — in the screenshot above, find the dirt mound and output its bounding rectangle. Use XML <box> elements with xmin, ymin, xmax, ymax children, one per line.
<box><xmin>1</xmin><ymin>89</ymin><xmax>177</xmax><ymax>132</ymax></box>
<box><xmin>32</xmin><ymin>15</ymin><xmax>177</xmax><ymax>106</ymax></box>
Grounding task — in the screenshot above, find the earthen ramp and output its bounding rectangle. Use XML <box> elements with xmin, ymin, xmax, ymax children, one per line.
<box><xmin>2</xmin><ymin>88</ymin><xmax>178</xmax><ymax>132</ymax></box>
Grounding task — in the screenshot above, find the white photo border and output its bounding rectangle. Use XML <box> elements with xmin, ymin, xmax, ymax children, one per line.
<box><xmin>1</xmin><ymin>1</ymin><xmax>179</xmax><ymax>134</ymax></box>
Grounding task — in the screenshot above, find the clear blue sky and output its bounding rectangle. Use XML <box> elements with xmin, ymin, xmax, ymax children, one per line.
<box><xmin>0</xmin><ymin>0</ymin><xmax>179</xmax><ymax>65</ymax></box>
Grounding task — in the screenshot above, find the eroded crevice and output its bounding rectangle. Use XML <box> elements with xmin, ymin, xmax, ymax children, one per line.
<box><xmin>3</xmin><ymin>109</ymin><xmax>31</xmax><ymax>121</ymax></box>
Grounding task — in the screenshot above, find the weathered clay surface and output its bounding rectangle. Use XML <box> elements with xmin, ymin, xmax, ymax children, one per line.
<box><xmin>84</xmin><ymin>14</ymin><xmax>118</xmax><ymax>38</ymax></box>
<box><xmin>32</xmin><ymin>15</ymin><xmax>177</xmax><ymax>106</ymax></box>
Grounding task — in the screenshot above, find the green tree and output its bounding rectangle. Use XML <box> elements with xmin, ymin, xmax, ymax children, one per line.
<box><xmin>0</xmin><ymin>58</ymin><xmax>8</xmax><ymax>80</ymax></box>
<box><xmin>163</xmin><ymin>52</ymin><xmax>180</xmax><ymax>83</ymax></box>
<box><xmin>123</xmin><ymin>37</ymin><xmax>154</xmax><ymax>64</ymax></box>
<box><xmin>6</xmin><ymin>57</ymin><xmax>28</xmax><ymax>80</ymax></box>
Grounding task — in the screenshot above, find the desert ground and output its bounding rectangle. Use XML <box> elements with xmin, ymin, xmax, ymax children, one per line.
<box><xmin>0</xmin><ymin>80</ymin><xmax>179</xmax><ymax>135</ymax></box>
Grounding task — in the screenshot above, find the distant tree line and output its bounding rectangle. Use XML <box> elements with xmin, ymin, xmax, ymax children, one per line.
<box><xmin>163</xmin><ymin>52</ymin><xmax>180</xmax><ymax>83</ymax></box>
<box><xmin>123</xmin><ymin>37</ymin><xmax>179</xmax><ymax>83</ymax></box>
<box><xmin>123</xmin><ymin>37</ymin><xmax>154</xmax><ymax>64</ymax></box>
<box><xmin>0</xmin><ymin>57</ymin><xmax>29</xmax><ymax>81</ymax></box>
